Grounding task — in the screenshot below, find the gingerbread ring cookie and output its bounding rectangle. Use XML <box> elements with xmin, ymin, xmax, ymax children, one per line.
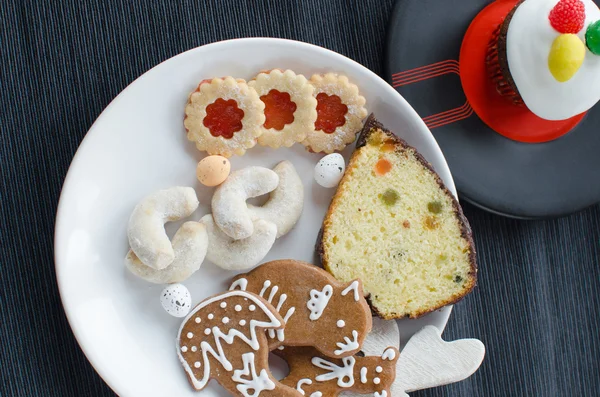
<box><xmin>277</xmin><ymin>345</ymin><xmax>400</xmax><ymax>397</ymax></box>
<box><xmin>177</xmin><ymin>290</ymin><xmax>300</xmax><ymax>396</ymax></box>
<box><xmin>184</xmin><ymin>77</ymin><xmax>265</xmax><ymax>157</ymax></box>
<box><xmin>230</xmin><ymin>260</ymin><xmax>372</xmax><ymax>357</ymax></box>
<box><xmin>249</xmin><ymin>69</ymin><xmax>317</xmax><ymax>148</ymax></box>
<box><xmin>302</xmin><ymin>73</ymin><xmax>367</xmax><ymax>153</ymax></box>
<box><xmin>248</xmin><ymin>161</ymin><xmax>304</xmax><ymax>238</ymax></box>
<box><xmin>212</xmin><ymin>166</ymin><xmax>279</xmax><ymax>240</ymax></box>
<box><xmin>125</xmin><ymin>221</ymin><xmax>208</xmax><ymax>284</ymax></box>
<box><xmin>127</xmin><ymin>187</ymin><xmax>199</xmax><ymax>270</ymax></box>
<box><xmin>201</xmin><ymin>214</ymin><xmax>277</xmax><ymax>271</ymax></box>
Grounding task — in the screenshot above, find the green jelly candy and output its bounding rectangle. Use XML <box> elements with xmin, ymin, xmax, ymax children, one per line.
<box><xmin>586</xmin><ymin>20</ymin><xmax>600</xmax><ymax>56</ymax></box>
<box><xmin>381</xmin><ymin>189</ymin><xmax>399</xmax><ymax>206</ymax></box>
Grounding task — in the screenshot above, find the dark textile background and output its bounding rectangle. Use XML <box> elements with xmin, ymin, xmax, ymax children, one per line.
<box><xmin>1</xmin><ymin>1</ymin><xmax>599</xmax><ymax>396</ymax></box>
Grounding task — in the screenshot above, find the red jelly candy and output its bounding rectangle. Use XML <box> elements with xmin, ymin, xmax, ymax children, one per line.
<box><xmin>315</xmin><ymin>93</ymin><xmax>348</xmax><ymax>134</ymax></box>
<box><xmin>260</xmin><ymin>89</ymin><xmax>297</xmax><ymax>130</ymax></box>
<box><xmin>203</xmin><ymin>98</ymin><xmax>244</xmax><ymax>139</ymax></box>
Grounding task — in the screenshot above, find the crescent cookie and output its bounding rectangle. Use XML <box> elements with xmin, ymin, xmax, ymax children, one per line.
<box><xmin>248</xmin><ymin>69</ymin><xmax>317</xmax><ymax>148</ymax></box>
<box><xmin>184</xmin><ymin>77</ymin><xmax>265</xmax><ymax>158</ymax></box>
<box><xmin>302</xmin><ymin>73</ymin><xmax>367</xmax><ymax>154</ymax></box>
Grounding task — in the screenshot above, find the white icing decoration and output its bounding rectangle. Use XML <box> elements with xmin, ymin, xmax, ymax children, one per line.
<box><xmin>267</xmin><ymin>285</ymin><xmax>279</xmax><ymax>304</ymax></box>
<box><xmin>232</xmin><ymin>352</ymin><xmax>276</xmax><ymax>397</ymax></box>
<box><xmin>195</xmin><ymin>317</ymin><xmax>201</xmax><ymax>323</ymax></box>
<box><xmin>208</xmin><ymin>314</ymin><xmax>214</xmax><ymax>320</ymax></box>
<box><xmin>223</xmin><ymin>317</ymin><xmax>230</xmax><ymax>324</ymax></box>
<box><xmin>230</xmin><ymin>278</ymin><xmax>248</xmax><ymax>291</ymax></box>
<box><xmin>235</xmin><ymin>305</ymin><xmax>243</xmax><ymax>312</ymax></box>
<box><xmin>191</xmin><ymin>346</ymin><xmax>198</xmax><ymax>352</ymax></box>
<box><xmin>335</xmin><ymin>330</ymin><xmax>359</xmax><ymax>355</ymax></box>
<box><xmin>277</xmin><ymin>346</ymin><xmax>285</xmax><ymax>350</ymax></box>
<box><xmin>176</xmin><ymin>290</ymin><xmax>282</xmax><ymax>390</ymax></box>
<box><xmin>374</xmin><ymin>391</ymin><xmax>387</xmax><ymax>397</ymax></box>
<box><xmin>204</xmin><ymin>328</ymin><xmax>211</xmax><ymax>335</ymax></box>
<box><xmin>381</xmin><ymin>348</ymin><xmax>396</xmax><ymax>361</ymax></box>
<box><xmin>249</xmin><ymin>305</ymin><xmax>256</xmax><ymax>311</ymax></box>
<box><xmin>187</xmin><ymin>332</ymin><xmax>193</xmax><ymax>339</ymax></box>
<box><xmin>259</xmin><ymin>280</ymin><xmax>272</xmax><ymax>297</ymax></box>
<box><xmin>307</xmin><ymin>285</ymin><xmax>333</xmax><ymax>320</ymax></box>
<box><xmin>337</xmin><ymin>320</ymin><xmax>345</xmax><ymax>328</ymax></box>
<box><xmin>239</xmin><ymin>320</ymin><xmax>247</xmax><ymax>326</ymax></box>
<box><xmin>310</xmin><ymin>393</ymin><xmax>322</xmax><ymax>397</ymax></box>
<box><xmin>341</xmin><ymin>281</ymin><xmax>360</xmax><ymax>301</ymax></box>
<box><xmin>194</xmin><ymin>361</ymin><xmax>201</xmax><ymax>368</ymax></box>
<box><xmin>312</xmin><ymin>356</ymin><xmax>355</xmax><ymax>387</ymax></box>
<box><xmin>376</xmin><ymin>366</ymin><xmax>383</xmax><ymax>373</ymax></box>
<box><xmin>296</xmin><ymin>378</ymin><xmax>313</xmax><ymax>395</ymax></box>
<box><xmin>506</xmin><ymin>0</ymin><xmax>600</xmax><ymax>120</ymax></box>
<box><xmin>220</xmin><ymin>302</ymin><xmax>227</xmax><ymax>308</ymax></box>
<box><xmin>373</xmin><ymin>377</ymin><xmax>381</xmax><ymax>385</ymax></box>
<box><xmin>276</xmin><ymin>307</ymin><xmax>295</xmax><ymax>342</ymax></box>
<box><xmin>360</xmin><ymin>367</ymin><xmax>368</xmax><ymax>384</ymax></box>
<box><xmin>181</xmin><ymin>346</ymin><xmax>188</xmax><ymax>353</ymax></box>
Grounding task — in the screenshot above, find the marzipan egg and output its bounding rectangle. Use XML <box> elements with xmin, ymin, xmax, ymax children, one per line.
<box><xmin>160</xmin><ymin>283</ymin><xmax>191</xmax><ymax>318</ymax></box>
<box><xmin>196</xmin><ymin>156</ymin><xmax>231</xmax><ymax>187</ymax></box>
<box><xmin>314</xmin><ymin>153</ymin><xmax>346</xmax><ymax>188</ymax></box>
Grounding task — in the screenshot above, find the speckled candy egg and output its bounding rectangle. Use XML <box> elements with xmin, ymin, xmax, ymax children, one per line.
<box><xmin>314</xmin><ymin>153</ymin><xmax>345</xmax><ymax>188</ymax></box>
<box><xmin>196</xmin><ymin>155</ymin><xmax>231</xmax><ymax>187</ymax></box>
<box><xmin>160</xmin><ymin>283</ymin><xmax>191</xmax><ymax>318</ymax></box>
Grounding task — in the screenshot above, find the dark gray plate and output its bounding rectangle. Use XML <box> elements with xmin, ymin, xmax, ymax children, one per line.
<box><xmin>385</xmin><ymin>0</ymin><xmax>600</xmax><ymax>219</ymax></box>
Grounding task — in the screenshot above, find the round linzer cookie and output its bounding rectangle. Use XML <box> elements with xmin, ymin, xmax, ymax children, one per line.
<box><xmin>302</xmin><ymin>73</ymin><xmax>367</xmax><ymax>153</ymax></box>
<box><xmin>184</xmin><ymin>77</ymin><xmax>265</xmax><ymax>158</ymax></box>
<box><xmin>249</xmin><ymin>69</ymin><xmax>317</xmax><ymax>148</ymax></box>
<box><xmin>229</xmin><ymin>259</ymin><xmax>373</xmax><ymax>358</ymax></box>
<box><xmin>276</xmin><ymin>345</ymin><xmax>400</xmax><ymax>397</ymax></box>
<box><xmin>177</xmin><ymin>290</ymin><xmax>301</xmax><ymax>396</ymax></box>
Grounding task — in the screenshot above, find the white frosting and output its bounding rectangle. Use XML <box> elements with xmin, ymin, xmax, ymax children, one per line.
<box><xmin>220</xmin><ymin>302</ymin><xmax>227</xmax><ymax>308</ymax></box>
<box><xmin>259</xmin><ymin>279</ymin><xmax>295</xmax><ymax>342</ymax></box>
<box><xmin>296</xmin><ymin>378</ymin><xmax>313</xmax><ymax>395</ymax></box>
<box><xmin>381</xmin><ymin>348</ymin><xmax>397</xmax><ymax>361</ymax></box>
<box><xmin>312</xmin><ymin>356</ymin><xmax>355</xmax><ymax>387</ymax></box>
<box><xmin>307</xmin><ymin>285</ymin><xmax>333</xmax><ymax>320</ymax></box>
<box><xmin>506</xmin><ymin>0</ymin><xmax>600</xmax><ymax>120</ymax></box>
<box><xmin>360</xmin><ymin>367</ymin><xmax>368</xmax><ymax>383</ymax></box>
<box><xmin>376</xmin><ymin>366</ymin><xmax>383</xmax><ymax>373</ymax></box>
<box><xmin>310</xmin><ymin>393</ymin><xmax>323</xmax><ymax>397</ymax></box>
<box><xmin>374</xmin><ymin>391</ymin><xmax>387</xmax><ymax>397</ymax></box>
<box><xmin>334</xmin><ymin>330</ymin><xmax>360</xmax><ymax>356</ymax></box>
<box><xmin>232</xmin><ymin>352</ymin><xmax>276</xmax><ymax>397</ymax></box>
<box><xmin>341</xmin><ymin>281</ymin><xmax>360</xmax><ymax>301</ymax></box>
<box><xmin>373</xmin><ymin>377</ymin><xmax>381</xmax><ymax>385</ymax></box>
<box><xmin>176</xmin><ymin>290</ymin><xmax>282</xmax><ymax>391</ymax></box>
<box><xmin>337</xmin><ymin>320</ymin><xmax>346</xmax><ymax>328</ymax></box>
<box><xmin>230</xmin><ymin>278</ymin><xmax>248</xmax><ymax>291</ymax></box>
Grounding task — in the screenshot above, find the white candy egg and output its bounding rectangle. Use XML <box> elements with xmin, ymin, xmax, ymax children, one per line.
<box><xmin>314</xmin><ymin>153</ymin><xmax>345</xmax><ymax>188</ymax></box>
<box><xmin>160</xmin><ymin>283</ymin><xmax>191</xmax><ymax>318</ymax></box>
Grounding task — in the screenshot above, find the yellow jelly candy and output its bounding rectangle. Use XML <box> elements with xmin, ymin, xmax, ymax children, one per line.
<box><xmin>548</xmin><ymin>34</ymin><xmax>586</xmax><ymax>82</ymax></box>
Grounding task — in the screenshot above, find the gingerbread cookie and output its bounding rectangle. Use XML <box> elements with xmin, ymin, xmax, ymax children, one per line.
<box><xmin>184</xmin><ymin>77</ymin><xmax>265</xmax><ymax>157</ymax></box>
<box><xmin>302</xmin><ymin>73</ymin><xmax>367</xmax><ymax>153</ymax></box>
<box><xmin>229</xmin><ymin>260</ymin><xmax>372</xmax><ymax>357</ymax></box>
<box><xmin>177</xmin><ymin>290</ymin><xmax>301</xmax><ymax>396</ymax></box>
<box><xmin>276</xmin><ymin>345</ymin><xmax>400</xmax><ymax>397</ymax></box>
<box><xmin>249</xmin><ymin>69</ymin><xmax>317</xmax><ymax>148</ymax></box>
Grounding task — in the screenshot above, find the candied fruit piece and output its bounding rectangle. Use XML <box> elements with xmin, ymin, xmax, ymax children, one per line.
<box><xmin>260</xmin><ymin>89</ymin><xmax>297</xmax><ymax>130</ymax></box>
<box><xmin>315</xmin><ymin>93</ymin><xmax>348</xmax><ymax>133</ymax></box>
<box><xmin>374</xmin><ymin>158</ymin><xmax>392</xmax><ymax>176</ymax></box>
<box><xmin>586</xmin><ymin>20</ymin><xmax>600</xmax><ymax>55</ymax></box>
<box><xmin>402</xmin><ymin>220</ymin><xmax>411</xmax><ymax>228</ymax></box>
<box><xmin>381</xmin><ymin>189</ymin><xmax>399</xmax><ymax>206</ymax></box>
<box><xmin>428</xmin><ymin>201</ymin><xmax>443</xmax><ymax>214</ymax></box>
<box><xmin>203</xmin><ymin>98</ymin><xmax>244</xmax><ymax>139</ymax></box>
<box><xmin>424</xmin><ymin>215</ymin><xmax>439</xmax><ymax>230</ymax></box>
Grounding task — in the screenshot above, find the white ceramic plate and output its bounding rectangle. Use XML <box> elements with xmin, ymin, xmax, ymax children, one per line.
<box><xmin>55</xmin><ymin>38</ymin><xmax>455</xmax><ymax>397</ymax></box>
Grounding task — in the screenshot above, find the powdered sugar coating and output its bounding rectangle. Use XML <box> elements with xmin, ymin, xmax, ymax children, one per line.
<box><xmin>247</xmin><ymin>161</ymin><xmax>304</xmax><ymax>238</ymax></box>
<box><xmin>212</xmin><ymin>166</ymin><xmax>279</xmax><ymax>240</ymax></box>
<box><xmin>201</xmin><ymin>214</ymin><xmax>277</xmax><ymax>271</ymax></box>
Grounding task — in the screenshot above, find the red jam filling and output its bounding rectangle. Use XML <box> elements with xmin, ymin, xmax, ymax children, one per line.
<box><xmin>203</xmin><ymin>98</ymin><xmax>244</xmax><ymax>139</ymax></box>
<box><xmin>315</xmin><ymin>93</ymin><xmax>348</xmax><ymax>134</ymax></box>
<box><xmin>260</xmin><ymin>89</ymin><xmax>297</xmax><ymax>130</ymax></box>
